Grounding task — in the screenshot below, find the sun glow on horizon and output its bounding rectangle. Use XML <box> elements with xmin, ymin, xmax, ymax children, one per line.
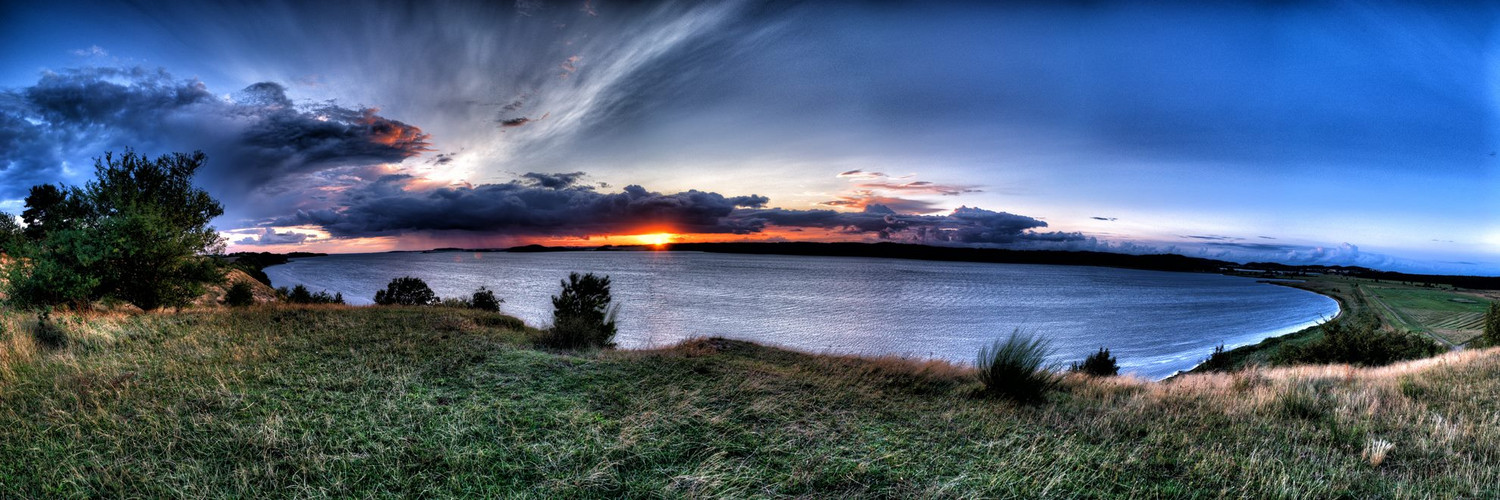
<box><xmin>632</xmin><ymin>233</ymin><xmax>675</xmax><ymax>247</ymax></box>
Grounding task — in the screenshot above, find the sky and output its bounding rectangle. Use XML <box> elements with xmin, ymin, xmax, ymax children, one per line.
<box><xmin>1</xmin><ymin>0</ymin><xmax>1497</xmax><ymax>274</ymax></box>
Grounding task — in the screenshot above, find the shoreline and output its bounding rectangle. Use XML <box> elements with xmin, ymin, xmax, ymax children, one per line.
<box><xmin>1180</xmin><ymin>277</ymin><xmax>1353</xmax><ymax>375</ymax></box>
<box><xmin>265</xmin><ymin>253</ymin><xmax>1345</xmax><ymax>380</ymax></box>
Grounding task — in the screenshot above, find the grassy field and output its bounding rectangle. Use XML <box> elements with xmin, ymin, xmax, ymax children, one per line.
<box><xmin>1355</xmin><ymin>281</ymin><xmax>1492</xmax><ymax>346</ymax></box>
<box><xmin>1201</xmin><ymin>275</ymin><xmax>1496</xmax><ymax>371</ymax></box>
<box><xmin>1</xmin><ymin>306</ymin><xmax>1498</xmax><ymax>497</ymax></box>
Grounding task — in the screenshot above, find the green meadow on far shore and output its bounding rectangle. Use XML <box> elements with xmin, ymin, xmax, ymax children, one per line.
<box><xmin>2</xmin><ymin>305</ymin><xmax>1498</xmax><ymax>497</ymax></box>
<box><xmin>1191</xmin><ymin>274</ymin><xmax>1498</xmax><ymax>373</ymax></box>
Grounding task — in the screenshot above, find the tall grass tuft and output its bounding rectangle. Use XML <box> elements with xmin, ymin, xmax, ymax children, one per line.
<box><xmin>975</xmin><ymin>329</ymin><xmax>1057</xmax><ymax>403</ymax></box>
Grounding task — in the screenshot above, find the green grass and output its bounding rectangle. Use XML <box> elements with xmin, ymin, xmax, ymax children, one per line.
<box><xmin>2</xmin><ymin>306</ymin><xmax>1499</xmax><ymax>497</ymax></box>
<box><xmin>1360</xmin><ymin>282</ymin><xmax>1494</xmax><ymax>345</ymax></box>
<box><xmin>1366</xmin><ymin>286</ymin><xmax>1492</xmax><ymax>314</ymax></box>
<box><xmin>1206</xmin><ymin>277</ymin><xmax>1500</xmax><ymax>368</ymax></box>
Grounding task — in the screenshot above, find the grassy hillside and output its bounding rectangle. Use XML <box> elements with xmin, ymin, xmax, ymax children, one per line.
<box><xmin>1</xmin><ymin>306</ymin><xmax>1498</xmax><ymax>497</ymax></box>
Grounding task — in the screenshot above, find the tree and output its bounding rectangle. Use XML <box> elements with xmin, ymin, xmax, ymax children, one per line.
<box><xmin>19</xmin><ymin>184</ymin><xmax>84</xmax><ymax>241</ymax></box>
<box><xmin>538</xmin><ymin>272</ymin><xmax>618</xmax><ymax>349</ymax></box>
<box><xmin>373</xmin><ymin>276</ymin><xmax>438</xmax><ymax>306</ymax></box>
<box><xmin>1483</xmin><ymin>302</ymin><xmax>1500</xmax><ymax>347</ymax></box>
<box><xmin>4</xmin><ymin>150</ymin><xmax>225</xmax><ymax>310</ymax></box>
<box><xmin>471</xmin><ymin>286</ymin><xmax>503</xmax><ymax>313</ymax></box>
<box><xmin>1070</xmin><ymin>347</ymin><xmax>1120</xmax><ymax>377</ymax></box>
<box><xmin>0</xmin><ymin>212</ymin><xmax>21</xmax><ymax>255</ymax></box>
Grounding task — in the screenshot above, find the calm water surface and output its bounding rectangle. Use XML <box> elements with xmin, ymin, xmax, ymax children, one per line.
<box><xmin>266</xmin><ymin>251</ymin><xmax>1338</xmax><ymax>379</ymax></box>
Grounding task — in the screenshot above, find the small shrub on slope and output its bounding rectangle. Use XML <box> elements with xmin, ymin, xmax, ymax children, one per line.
<box><xmin>1070</xmin><ymin>347</ymin><xmax>1120</xmax><ymax>377</ymax></box>
<box><xmin>373</xmin><ymin>276</ymin><xmax>437</xmax><ymax>306</ymax></box>
<box><xmin>1273</xmin><ymin>312</ymin><xmax>1443</xmax><ymax>366</ymax></box>
<box><xmin>224</xmin><ymin>281</ymin><xmax>255</xmax><ymax>307</ymax></box>
<box><xmin>536</xmin><ymin>272</ymin><xmax>618</xmax><ymax>349</ymax></box>
<box><xmin>279</xmin><ymin>284</ymin><xmax>344</xmax><ymax>305</ymax></box>
<box><xmin>471</xmin><ymin>286</ymin><xmax>503</xmax><ymax>313</ymax></box>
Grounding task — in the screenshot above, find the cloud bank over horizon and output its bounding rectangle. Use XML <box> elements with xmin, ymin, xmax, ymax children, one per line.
<box><xmin>0</xmin><ymin>63</ymin><xmax>1477</xmax><ymax>274</ymax></box>
<box><xmin>2</xmin><ymin>0</ymin><xmax>1496</xmax><ymax>274</ymax></box>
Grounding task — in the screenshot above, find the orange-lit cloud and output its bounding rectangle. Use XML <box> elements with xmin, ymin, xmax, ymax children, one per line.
<box><xmin>822</xmin><ymin>169</ymin><xmax>979</xmax><ymax>215</ymax></box>
<box><xmin>360</xmin><ymin>108</ymin><xmax>433</xmax><ymax>152</ymax></box>
<box><xmin>821</xmin><ymin>192</ymin><xmax>942</xmax><ymax>214</ymax></box>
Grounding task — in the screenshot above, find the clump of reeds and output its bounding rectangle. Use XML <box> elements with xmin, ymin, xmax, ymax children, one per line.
<box><xmin>975</xmin><ymin>329</ymin><xmax>1057</xmax><ymax>403</ymax></box>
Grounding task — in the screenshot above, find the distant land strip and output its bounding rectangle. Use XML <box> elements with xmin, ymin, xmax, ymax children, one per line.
<box><xmin>415</xmin><ymin>242</ymin><xmax>1500</xmax><ymax>289</ymax></box>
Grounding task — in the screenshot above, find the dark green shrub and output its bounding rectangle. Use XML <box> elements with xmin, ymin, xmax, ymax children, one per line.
<box><xmin>33</xmin><ymin>310</ymin><xmax>66</xmax><ymax>349</ymax></box>
<box><xmin>280</xmin><ymin>284</ymin><xmax>344</xmax><ymax>305</ymax></box>
<box><xmin>373</xmin><ymin>276</ymin><xmax>437</xmax><ymax>306</ymax></box>
<box><xmin>1070</xmin><ymin>347</ymin><xmax>1119</xmax><ymax>377</ymax></box>
<box><xmin>536</xmin><ymin>272</ymin><xmax>618</xmax><ymax>349</ymax></box>
<box><xmin>1272</xmin><ymin>312</ymin><xmax>1443</xmax><ymax>366</ymax></box>
<box><xmin>1196</xmin><ymin>344</ymin><xmax>1235</xmax><ymax>372</ymax></box>
<box><xmin>471</xmin><ymin>286</ymin><xmax>503</xmax><ymax>313</ymax></box>
<box><xmin>224</xmin><ymin>281</ymin><xmax>256</xmax><ymax>307</ymax></box>
<box><xmin>975</xmin><ymin>329</ymin><xmax>1057</xmax><ymax>404</ymax></box>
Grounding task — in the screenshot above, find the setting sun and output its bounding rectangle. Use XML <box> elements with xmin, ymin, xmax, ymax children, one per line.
<box><xmin>634</xmin><ymin>233</ymin><xmax>675</xmax><ymax>246</ymax></box>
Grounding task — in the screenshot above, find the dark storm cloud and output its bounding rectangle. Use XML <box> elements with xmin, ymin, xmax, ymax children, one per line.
<box><xmin>238</xmin><ymin>104</ymin><xmax>430</xmax><ymax>175</ymax></box>
<box><xmin>271</xmin><ymin>174</ymin><xmax>771</xmax><ymax>237</ymax></box>
<box><xmin>499</xmin><ymin>116</ymin><xmax>539</xmax><ymax>127</ymax></box>
<box><xmin>0</xmin><ymin>67</ymin><xmax>215</xmax><ymax>198</ymax></box>
<box><xmin>264</xmin><ymin>170</ymin><xmax>1072</xmax><ymax>246</ymax></box>
<box><xmin>521</xmin><ymin>171</ymin><xmax>587</xmax><ymax>189</ymax></box>
<box><xmin>0</xmin><ymin>67</ymin><xmax>431</xmax><ymax>221</ymax></box>
<box><xmin>733</xmin><ymin>204</ymin><xmax>1066</xmax><ymax>245</ymax></box>
<box><xmin>820</xmin><ymin>193</ymin><xmax>942</xmax><ymax>214</ymax></box>
<box><xmin>234</xmin><ymin>227</ymin><xmax>315</xmax><ymax>246</ymax></box>
<box><xmin>234</xmin><ymin>82</ymin><xmax>294</xmax><ymax>108</ymax></box>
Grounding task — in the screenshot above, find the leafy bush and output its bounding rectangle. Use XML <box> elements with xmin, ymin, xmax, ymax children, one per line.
<box><xmin>433</xmin><ymin>287</ymin><xmax>505</xmax><ymax>312</ymax></box>
<box><xmin>975</xmin><ymin>329</ymin><xmax>1057</xmax><ymax>404</ymax></box>
<box><xmin>1272</xmin><ymin>313</ymin><xmax>1444</xmax><ymax>366</ymax></box>
<box><xmin>224</xmin><ymin>281</ymin><xmax>256</xmax><ymax>307</ymax></box>
<box><xmin>471</xmin><ymin>286</ymin><xmax>503</xmax><ymax>313</ymax></box>
<box><xmin>4</xmin><ymin>151</ymin><xmax>224</xmax><ymax>311</ymax></box>
<box><xmin>535</xmin><ymin>272</ymin><xmax>618</xmax><ymax>349</ymax></box>
<box><xmin>279</xmin><ymin>284</ymin><xmax>344</xmax><ymax>305</ymax></box>
<box><xmin>373</xmin><ymin>276</ymin><xmax>437</xmax><ymax>306</ymax></box>
<box><xmin>1070</xmin><ymin>347</ymin><xmax>1119</xmax><ymax>377</ymax></box>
